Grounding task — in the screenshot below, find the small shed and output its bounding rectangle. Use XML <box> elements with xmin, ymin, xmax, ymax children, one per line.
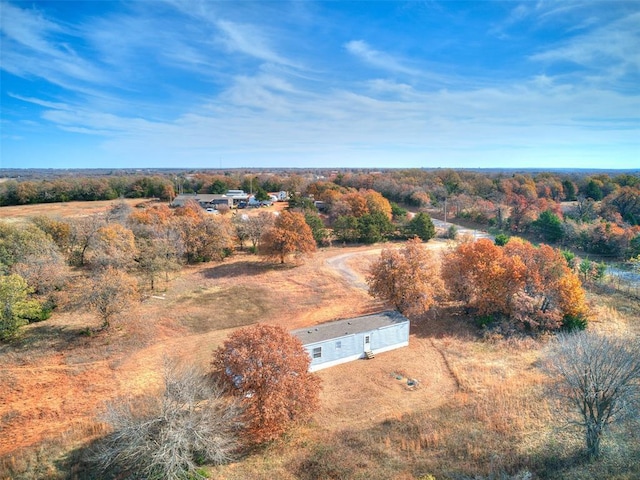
<box><xmin>291</xmin><ymin>310</ymin><xmax>410</xmax><ymax>372</ymax></box>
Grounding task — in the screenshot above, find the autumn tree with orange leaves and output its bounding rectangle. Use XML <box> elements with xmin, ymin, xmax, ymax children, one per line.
<box><xmin>442</xmin><ymin>238</ymin><xmax>524</xmax><ymax>318</ymax></box>
<box><xmin>259</xmin><ymin>210</ymin><xmax>316</xmax><ymax>264</ymax></box>
<box><xmin>173</xmin><ymin>201</ymin><xmax>235</xmax><ymax>264</ymax></box>
<box><xmin>212</xmin><ymin>324</ymin><xmax>321</xmax><ymax>444</ymax></box>
<box><xmin>442</xmin><ymin>237</ymin><xmax>588</xmax><ymax>331</ymax></box>
<box><xmin>504</xmin><ymin>237</ymin><xmax>589</xmax><ymax>330</ymax></box>
<box><xmin>367</xmin><ymin>237</ymin><xmax>445</xmax><ymax>316</ymax></box>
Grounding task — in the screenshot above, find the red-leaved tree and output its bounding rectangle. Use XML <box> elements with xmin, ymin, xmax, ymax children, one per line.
<box><xmin>442</xmin><ymin>237</ymin><xmax>589</xmax><ymax>331</ymax></box>
<box><xmin>367</xmin><ymin>237</ymin><xmax>445</xmax><ymax>316</ymax></box>
<box><xmin>212</xmin><ymin>324</ymin><xmax>321</xmax><ymax>443</ymax></box>
<box><xmin>259</xmin><ymin>210</ymin><xmax>316</xmax><ymax>264</ymax></box>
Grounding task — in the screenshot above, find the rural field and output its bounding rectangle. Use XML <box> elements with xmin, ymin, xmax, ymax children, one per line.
<box><xmin>1</xmin><ymin>200</ymin><xmax>639</xmax><ymax>480</ymax></box>
<box><xmin>0</xmin><ymin>199</ymin><xmax>152</xmax><ymax>224</ymax></box>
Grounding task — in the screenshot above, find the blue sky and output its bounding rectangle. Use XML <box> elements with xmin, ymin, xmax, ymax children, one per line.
<box><xmin>1</xmin><ymin>1</ymin><xmax>638</xmax><ymax>170</ymax></box>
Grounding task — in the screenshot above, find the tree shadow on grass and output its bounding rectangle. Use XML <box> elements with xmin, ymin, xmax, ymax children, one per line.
<box><xmin>409</xmin><ymin>304</ymin><xmax>482</xmax><ymax>342</ymax></box>
<box><xmin>202</xmin><ymin>260</ymin><xmax>294</xmax><ymax>279</ymax></box>
<box><xmin>1</xmin><ymin>324</ymin><xmax>95</xmax><ymax>357</ymax></box>
<box><xmin>52</xmin><ymin>436</ymin><xmax>120</xmax><ymax>480</ymax></box>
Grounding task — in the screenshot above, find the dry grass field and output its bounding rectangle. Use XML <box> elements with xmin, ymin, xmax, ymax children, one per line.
<box><xmin>1</xmin><ymin>201</ymin><xmax>639</xmax><ymax>479</ymax></box>
<box><xmin>0</xmin><ymin>198</ymin><xmax>152</xmax><ymax>223</ymax></box>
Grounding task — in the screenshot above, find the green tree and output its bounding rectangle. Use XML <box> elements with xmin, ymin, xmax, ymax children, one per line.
<box><xmin>254</xmin><ymin>187</ymin><xmax>270</xmax><ymax>202</ymax></box>
<box><xmin>390</xmin><ymin>202</ymin><xmax>407</xmax><ymax>221</ymax></box>
<box><xmin>333</xmin><ymin>215</ymin><xmax>359</xmax><ymax>243</ymax></box>
<box><xmin>0</xmin><ymin>274</ymin><xmax>43</xmax><ymax>341</ymax></box>
<box><xmin>531</xmin><ymin>210</ymin><xmax>564</xmax><ymax>243</ymax></box>
<box><xmin>562</xmin><ymin>179</ymin><xmax>577</xmax><ymax>201</ymax></box>
<box><xmin>357</xmin><ymin>212</ymin><xmax>393</xmax><ymax>244</ymax></box>
<box><xmin>287</xmin><ymin>192</ymin><xmax>316</xmax><ymax>211</ymax></box>
<box><xmin>584</xmin><ymin>179</ymin><xmax>604</xmax><ymax>201</ymax></box>
<box><xmin>207</xmin><ymin>178</ymin><xmax>229</xmax><ymax>194</ymax></box>
<box><xmin>305</xmin><ymin>212</ymin><xmax>329</xmax><ymax>246</ymax></box>
<box><xmin>494</xmin><ymin>233</ymin><xmax>510</xmax><ymax>246</ymax></box>
<box><xmin>406</xmin><ymin>212</ymin><xmax>436</xmax><ymax>241</ymax></box>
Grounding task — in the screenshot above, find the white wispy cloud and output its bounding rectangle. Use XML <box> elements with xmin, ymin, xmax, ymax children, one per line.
<box><xmin>2</xmin><ymin>1</ymin><xmax>637</xmax><ymax>169</ymax></box>
<box><xmin>345</xmin><ymin>40</ymin><xmax>419</xmax><ymax>76</ymax></box>
<box><xmin>0</xmin><ymin>1</ymin><xmax>63</xmax><ymax>55</ymax></box>
<box><xmin>7</xmin><ymin>93</ymin><xmax>71</xmax><ymax>111</ymax></box>
<box><xmin>1</xmin><ymin>2</ymin><xmax>104</xmax><ymax>86</ymax></box>
<box><xmin>34</xmin><ymin>68</ymin><xmax>638</xmax><ymax>155</ymax></box>
<box><xmin>215</xmin><ymin>19</ymin><xmax>297</xmax><ymax>68</ymax></box>
<box><xmin>530</xmin><ymin>11</ymin><xmax>640</xmax><ymax>78</ymax></box>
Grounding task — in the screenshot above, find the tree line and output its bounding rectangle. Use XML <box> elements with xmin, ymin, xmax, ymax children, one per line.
<box><xmin>367</xmin><ymin>236</ymin><xmax>589</xmax><ymax>333</ymax></box>
<box><xmin>0</xmin><ymin>175</ymin><xmax>176</xmax><ymax>205</ymax></box>
<box><xmin>4</xmin><ymin>168</ymin><xmax>638</xmax><ymax>257</ymax></box>
<box><xmin>315</xmin><ymin>169</ymin><xmax>640</xmax><ymax>259</ymax></box>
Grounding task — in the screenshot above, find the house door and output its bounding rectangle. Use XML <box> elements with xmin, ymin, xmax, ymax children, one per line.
<box><xmin>364</xmin><ymin>334</ymin><xmax>371</xmax><ymax>351</ymax></box>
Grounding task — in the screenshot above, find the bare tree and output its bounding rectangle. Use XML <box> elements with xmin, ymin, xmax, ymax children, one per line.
<box><xmin>68</xmin><ymin>214</ymin><xmax>105</xmax><ymax>266</ymax></box>
<box><xmin>88</xmin><ymin>223</ymin><xmax>138</xmax><ymax>271</ymax></box>
<box><xmin>85</xmin><ymin>267</ymin><xmax>139</xmax><ymax>329</ymax></box>
<box><xmin>542</xmin><ymin>331</ymin><xmax>640</xmax><ymax>458</ymax></box>
<box><xmin>94</xmin><ymin>358</ymin><xmax>242</xmax><ymax>479</ymax></box>
<box><xmin>104</xmin><ymin>199</ymin><xmax>133</xmax><ymax>224</ymax></box>
<box><xmin>132</xmin><ymin>222</ymin><xmax>184</xmax><ymax>290</ymax></box>
<box><xmin>245</xmin><ymin>211</ymin><xmax>275</xmax><ymax>250</ymax></box>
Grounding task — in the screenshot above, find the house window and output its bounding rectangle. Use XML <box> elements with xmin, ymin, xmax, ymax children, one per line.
<box><xmin>312</xmin><ymin>347</ymin><xmax>322</xmax><ymax>359</ymax></box>
<box><xmin>335</xmin><ymin>341</ymin><xmax>342</xmax><ymax>349</ymax></box>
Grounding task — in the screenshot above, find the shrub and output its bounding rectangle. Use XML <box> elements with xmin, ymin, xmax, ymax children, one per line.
<box><xmin>93</xmin><ymin>359</ymin><xmax>242</xmax><ymax>479</ymax></box>
<box><xmin>494</xmin><ymin>233</ymin><xmax>510</xmax><ymax>246</ymax></box>
<box><xmin>561</xmin><ymin>314</ymin><xmax>588</xmax><ymax>331</ymax></box>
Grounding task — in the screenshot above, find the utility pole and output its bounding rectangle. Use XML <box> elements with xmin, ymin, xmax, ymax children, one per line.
<box><xmin>444</xmin><ymin>196</ymin><xmax>447</xmax><ymax>225</ymax></box>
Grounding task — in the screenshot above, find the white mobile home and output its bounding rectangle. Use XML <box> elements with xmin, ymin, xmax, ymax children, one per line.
<box><xmin>291</xmin><ymin>311</ymin><xmax>410</xmax><ymax>372</ymax></box>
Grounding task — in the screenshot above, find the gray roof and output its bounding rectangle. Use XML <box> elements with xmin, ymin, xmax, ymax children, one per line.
<box><xmin>291</xmin><ymin>310</ymin><xmax>409</xmax><ymax>345</ymax></box>
<box><xmin>171</xmin><ymin>194</ymin><xmax>230</xmax><ymax>205</ymax></box>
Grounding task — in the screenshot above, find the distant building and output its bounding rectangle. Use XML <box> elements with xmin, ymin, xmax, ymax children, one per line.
<box><xmin>170</xmin><ymin>193</ymin><xmax>233</xmax><ymax>209</ymax></box>
<box><xmin>269</xmin><ymin>191</ymin><xmax>289</xmax><ymax>202</ymax></box>
<box><xmin>291</xmin><ymin>311</ymin><xmax>410</xmax><ymax>372</ymax></box>
<box><xmin>225</xmin><ymin>190</ymin><xmax>250</xmax><ymax>206</ymax></box>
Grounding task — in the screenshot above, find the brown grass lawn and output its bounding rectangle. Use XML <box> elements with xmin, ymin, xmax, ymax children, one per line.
<box><xmin>0</xmin><ymin>221</ymin><xmax>639</xmax><ymax>479</ymax></box>
<box><xmin>0</xmin><ymin>198</ymin><xmax>154</xmax><ymax>223</ymax></box>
